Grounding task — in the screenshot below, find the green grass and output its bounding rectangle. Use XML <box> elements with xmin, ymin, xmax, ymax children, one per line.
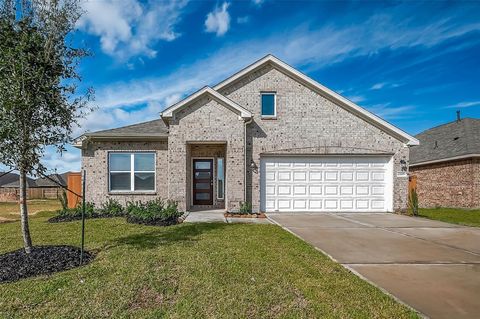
<box><xmin>419</xmin><ymin>208</ymin><xmax>480</xmax><ymax>227</ymax></box>
<box><xmin>0</xmin><ymin>199</ymin><xmax>60</xmax><ymax>222</ymax></box>
<box><xmin>0</xmin><ymin>213</ymin><xmax>417</xmax><ymax>318</ymax></box>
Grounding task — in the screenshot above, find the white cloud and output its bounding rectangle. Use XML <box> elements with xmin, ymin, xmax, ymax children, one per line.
<box><xmin>205</xmin><ymin>2</ymin><xmax>231</xmax><ymax>36</ymax></box>
<box><xmin>77</xmin><ymin>0</ymin><xmax>188</xmax><ymax>60</ymax></box>
<box><xmin>237</xmin><ymin>16</ymin><xmax>250</xmax><ymax>24</ymax></box>
<box><xmin>371</xmin><ymin>82</ymin><xmax>386</xmax><ymax>90</ymax></box>
<box><xmin>252</xmin><ymin>0</ymin><xmax>264</xmax><ymax>6</ymax></box>
<box><xmin>346</xmin><ymin>95</ymin><xmax>366</xmax><ymax>103</ymax></box>
<box><xmin>364</xmin><ymin>104</ymin><xmax>416</xmax><ymax>120</ymax></box>
<box><xmin>446</xmin><ymin>101</ymin><xmax>480</xmax><ymax>108</ymax></box>
<box><xmin>46</xmin><ymin>5</ymin><xmax>479</xmax><ymax>172</ymax></box>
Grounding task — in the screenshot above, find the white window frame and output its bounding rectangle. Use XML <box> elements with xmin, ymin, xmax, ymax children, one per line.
<box><xmin>260</xmin><ymin>92</ymin><xmax>277</xmax><ymax>118</ymax></box>
<box><xmin>216</xmin><ymin>157</ymin><xmax>225</xmax><ymax>200</ymax></box>
<box><xmin>108</xmin><ymin>152</ymin><xmax>156</xmax><ymax>192</ymax></box>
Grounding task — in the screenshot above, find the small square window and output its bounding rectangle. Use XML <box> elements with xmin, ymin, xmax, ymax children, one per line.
<box><xmin>261</xmin><ymin>93</ymin><xmax>276</xmax><ymax>117</ymax></box>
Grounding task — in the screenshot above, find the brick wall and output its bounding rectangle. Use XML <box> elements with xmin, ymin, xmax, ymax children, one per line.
<box><xmin>410</xmin><ymin>158</ymin><xmax>480</xmax><ymax>208</ymax></box>
<box><xmin>167</xmin><ymin>96</ymin><xmax>245</xmax><ymax>211</ymax></box>
<box><xmin>81</xmin><ymin>141</ymin><xmax>168</xmax><ymax>206</ymax></box>
<box><xmin>219</xmin><ymin>64</ymin><xmax>410</xmax><ymax>212</ymax></box>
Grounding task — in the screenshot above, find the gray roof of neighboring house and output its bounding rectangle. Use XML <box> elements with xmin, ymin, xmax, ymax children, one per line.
<box><xmin>410</xmin><ymin>118</ymin><xmax>480</xmax><ymax>165</ymax></box>
<box><xmin>84</xmin><ymin>119</ymin><xmax>169</xmax><ymax>138</ymax></box>
<box><xmin>0</xmin><ymin>172</ymin><xmax>20</xmax><ymax>187</ymax></box>
<box><xmin>0</xmin><ymin>175</ymin><xmax>37</xmax><ymax>188</ymax></box>
<box><xmin>35</xmin><ymin>174</ymin><xmax>67</xmax><ymax>187</ymax></box>
<box><xmin>0</xmin><ymin>173</ymin><xmax>68</xmax><ymax>188</ymax></box>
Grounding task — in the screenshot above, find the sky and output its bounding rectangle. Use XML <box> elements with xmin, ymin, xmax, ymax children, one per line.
<box><xmin>3</xmin><ymin>0</ymin><xmax>480</xmax><ymax>174</ymax></box>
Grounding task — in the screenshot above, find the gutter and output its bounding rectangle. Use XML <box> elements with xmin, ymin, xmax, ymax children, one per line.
<box><xmin>410</xmin><ymin>154</ymin><xmax>480</xmax><ymax>167</ymax></box>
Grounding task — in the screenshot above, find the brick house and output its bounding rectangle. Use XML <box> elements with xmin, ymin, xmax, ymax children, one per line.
<box><xmin>76</xmin><ymin>55</ymin><xmax>418</xmax><ymax>213</ymax></box>
<box><xmin>410</xmin><ymin>117</ymin><xmax>480</xmax><ymax>208</ymax></box>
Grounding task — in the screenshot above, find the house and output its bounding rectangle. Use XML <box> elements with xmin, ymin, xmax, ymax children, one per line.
<box><xmin>76</xmin><ymin>55</ymin><xmax>418</xmax><ymax>213</ymax></box>
<box><xmin>0</xmin><ymin>172</ymin><xmax>69</xmax><ymax>200</ymax></box>
<box><xmin>410</xmin><ymin>115</ymin><xmax>480</xmax><ymax>208</ymax></box>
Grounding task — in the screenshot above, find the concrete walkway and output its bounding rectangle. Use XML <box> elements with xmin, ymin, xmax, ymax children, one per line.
<box><xmin>268</xmin><ymin>213</ymin><xmax>480</xmax><ymax>319</ymax></box>
<box><xmin>184</xmin><ymin>211</ymin><xmax>271</xmax><ymax>224</ymax></box>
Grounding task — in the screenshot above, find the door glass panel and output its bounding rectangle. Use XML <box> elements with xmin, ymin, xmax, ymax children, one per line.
<box><xmin>195</xmin><ymin>182</ymin><xmax>210</xmax><ymax>190</ymax></box>
<box><xmin>195</xmin><ymin>193</ymin><xmax>210</xmax><ymax>200</ymax></box>
<box><xmin>195</xmin><ymin>161</ymin><xmax>211</xmax><ymax>169</ymax></box>
<box><xmin>195</xmin><ymin>171</ymin><xmax>211</xmax><ymax>179</ymax></box>
<box><xmin>217</xmin><ymin>158</ymin><xmax>224</xmax><ymax>199</ymax></box>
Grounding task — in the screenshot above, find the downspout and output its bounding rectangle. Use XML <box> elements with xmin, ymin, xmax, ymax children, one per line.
<box><xmin>244</xmin><ymin>117</ymin><xmax>253</xmax><ymax>203</ymax></box>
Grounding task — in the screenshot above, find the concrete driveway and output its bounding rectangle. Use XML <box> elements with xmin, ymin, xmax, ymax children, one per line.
<box><xmin>268</xmin><ymin>213</ymin><xmax>480</xmax><ymax>319</ymax></box>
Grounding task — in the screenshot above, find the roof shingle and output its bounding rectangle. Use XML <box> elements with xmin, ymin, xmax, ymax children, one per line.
<box><xmin>410</xmin><ymin>118</ymin><xmax>480</xmax><ymax>165</ymax></box>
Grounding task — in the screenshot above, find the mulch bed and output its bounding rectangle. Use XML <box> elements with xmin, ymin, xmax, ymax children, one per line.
<box><xmin>126</xmin><ymin>216</ymin><xmax>181</xmax><ymax>226</ymax></box>
<box><xmin>0</xmin><ymin>245</ymin><xmax>94</xmax><ymax>284</ymax></box>
<box><xmin>224</xmin><ymin>213</ymin><xmax>267</xmax><ymax>218</ymax></box>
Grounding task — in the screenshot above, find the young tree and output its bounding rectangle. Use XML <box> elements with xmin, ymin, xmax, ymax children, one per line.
<box><xmin>0</xmin><ymin>0</ymin><xmax>92</xmax><ymax>253</ymax></box>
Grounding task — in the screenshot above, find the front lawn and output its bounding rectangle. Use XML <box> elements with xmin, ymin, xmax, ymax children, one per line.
<box><xmin>0</xmin><ymin>213</ymin><xmax>417</xmax><ymax>318</ymax></box>
<box><xmin>419</xmin><ymin>208</ymin><xmax>480</xmax><ymax>227</ymax></box>
<box><xmin>0</xmin><ymin>199</ymin><xmax>60</xmax><ymax>222</ymax></box>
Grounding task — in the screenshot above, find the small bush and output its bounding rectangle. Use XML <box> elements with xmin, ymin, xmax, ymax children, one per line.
<box><xmin>126</xmin><ymin>199</ymin><xmax>182</xmax><ymax>226</ymax></box>
<box><xmin>99</xmin><ymin>198</ymin><xmax>124</xmax><ymax>217</ymax></box>
<box><xmin>239</xmin><ymin>202</ymin><xmax>252</xmax><ymax>214</ymax></box>
<box><xmin>58</xmin><ymin>190</ymin><xmax>68</xmax><ymax>212</ymax></box>
<box><xmin>408</xmin><ymin>188</ymin><xmax>419</xmax><ymax>216</ymax></box>
<box><xmin>49</xmin><ymin>202</ymin><xmax>96</xmax><ymax>222</ymax></box>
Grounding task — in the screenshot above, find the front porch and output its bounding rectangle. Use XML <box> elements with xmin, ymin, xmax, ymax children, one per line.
<box><xmin>186</xmin><ymin>143</ymin><xmax>226</xmax><ymax>211</ymax></box>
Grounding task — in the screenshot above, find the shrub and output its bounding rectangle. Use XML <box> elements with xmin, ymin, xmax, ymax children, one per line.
<box><xmin>408</xmin><ymin>188</ymin><xmax>419</xmax><ymax>216</ymax></box>
<box><xmin>99</xmin><ymin>198</ymin><xmax>124</xmax><ymax>217</ymax></box>
<box><xmin>239</xmin><ymin>202</ymin><xmax>252</xmax><ymax>214</ymax></box>
<box><xmin>58</xmin><ymin>190</ymin><xmax>68</xmax><ymax>212</ymax></box>
<box><xmin>126</xmin><ymin>199</ymin><xmax>182</xmax><ymax>226</ymax></box>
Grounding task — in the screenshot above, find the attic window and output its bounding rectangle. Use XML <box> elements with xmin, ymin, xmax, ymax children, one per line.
<box><xmin>261</xmin><ymin>92</ymin><xmax>276</xmax><ymax>117</ymax></box>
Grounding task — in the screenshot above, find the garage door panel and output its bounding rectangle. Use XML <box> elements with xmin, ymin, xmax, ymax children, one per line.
<box><xmin>261</xmin><ymin>156</ymin><xmax>392</xmax><ymax>213</ymax></box>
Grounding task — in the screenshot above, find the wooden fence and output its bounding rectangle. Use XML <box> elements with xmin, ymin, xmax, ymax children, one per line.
<box><xmin>0</xmin><ymin>187</ymin><xmax>61</xmax><ymax>200</ymax></box>
<box><xmin>67</xmin><ymin>172</ymin><xmax>82</xmax><ymax>208</ymax></box>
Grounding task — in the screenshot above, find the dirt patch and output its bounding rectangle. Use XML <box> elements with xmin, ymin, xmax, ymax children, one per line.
<box><xmin>0</xmin><ymin>245</ymin><xmax>94</xmax><ymax>283</ymax></box>
<box><xmin>130</xmin><ymin>287</ymin><xmax>165</xmax><ymax>310</ymax></box>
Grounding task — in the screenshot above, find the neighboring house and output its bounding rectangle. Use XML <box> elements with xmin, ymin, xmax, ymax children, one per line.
<box><xmin>76</xmin><ymin>55</ymin><xmax>418</xmax><ymax>213</ymax></box>
<box><xmin>410</xmin><ymin>116</ymin><xmax>480</xmax><ymax>208</ymax></box>
<box><xmin>0</xmin><ymin>173</ymin><xmax>69</xmax><ymax>200</ymax></box>
<box><xmin>0</xmin><ymin>171</ymin><xmax>23</xmax><ymax>187</ymax></box>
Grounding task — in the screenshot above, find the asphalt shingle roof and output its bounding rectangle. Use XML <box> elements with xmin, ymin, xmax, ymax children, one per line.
<box><xmin>410</xmin><ymin>118</ymin><xmax>480</xmax><ymax>164</ymax></box>
<box><xmin>85</xmin><ymin>119</ymin><xmax>168</xmax><ymax>137</ymax></box>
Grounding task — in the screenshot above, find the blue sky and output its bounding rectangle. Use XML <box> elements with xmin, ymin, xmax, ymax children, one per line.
<box><xmin>7</xmin><ymin>0</ymin><xmax>480</xmax><ymax>174</ymax></box>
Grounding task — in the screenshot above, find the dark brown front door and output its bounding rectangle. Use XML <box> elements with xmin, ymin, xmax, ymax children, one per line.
<box><xmin>193</xmin><ymin>159</ymin><xmax>213</xmax><ymax>205</ymax></box>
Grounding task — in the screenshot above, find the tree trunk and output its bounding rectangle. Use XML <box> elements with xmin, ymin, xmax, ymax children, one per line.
<box><xmin>19</xmin><ymin>167</ymin><xmax>33</xmax><ymax>253</ymax></box>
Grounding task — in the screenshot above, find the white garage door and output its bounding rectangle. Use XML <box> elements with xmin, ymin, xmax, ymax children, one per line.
<box><xmin>260</xmin><ymin>156</ymin><xmax>393</xmax><ymax>213</ymax></box>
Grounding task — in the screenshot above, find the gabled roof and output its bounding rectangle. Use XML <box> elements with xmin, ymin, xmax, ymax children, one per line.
<box><xmin>214</xmin><ymin>54</ymin><xmax>419</xmax><ymax>146</ymax></box>
<box><xmin>0</xmin><ymin>172</ymin><xmax>19</xmax><ymax>187</ymax></box>
<box><xmin>410</xmin><ymin>118</ymin><xmax>480</xmax><ymax>166</ymax></box>
<box><xmin>85</xmin><ymin>119</ymin><xmax>168</xmax><ymax>138</ymax></box>
<box><xmin>161</xmin><ymin>86</ymin><xmax>252</xmax><ymax>120</ymax></box>
<box><xmin>74</xmin><ymin>119</ymin><xmax>169</xmax><ymax>148</ymax></box>
<box><xmin>0</xmin><ymin>175</ymin><xmax>36</xmax><ymax>188</ymax></box>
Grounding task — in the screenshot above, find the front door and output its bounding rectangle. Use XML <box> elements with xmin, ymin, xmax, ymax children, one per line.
<box><xmin>193</xmin><ymin>159</ymin><xmax>213</xmax><ymax>205</ymax></box>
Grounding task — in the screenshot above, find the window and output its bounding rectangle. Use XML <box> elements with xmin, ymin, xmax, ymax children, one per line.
<box><xmin>109</xmin><ymin>153</ymin><xmax>155</xmax><ymax>192</ymax></box>
<box><xmin>217</xmin><ymin>157</ymin><xmax>224</xmax><ymax>199</ymax></box>
<box><xmin>261</xmin><ymin>92</ymin><xmax>276</xmax><ymax>117</ymax></box>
